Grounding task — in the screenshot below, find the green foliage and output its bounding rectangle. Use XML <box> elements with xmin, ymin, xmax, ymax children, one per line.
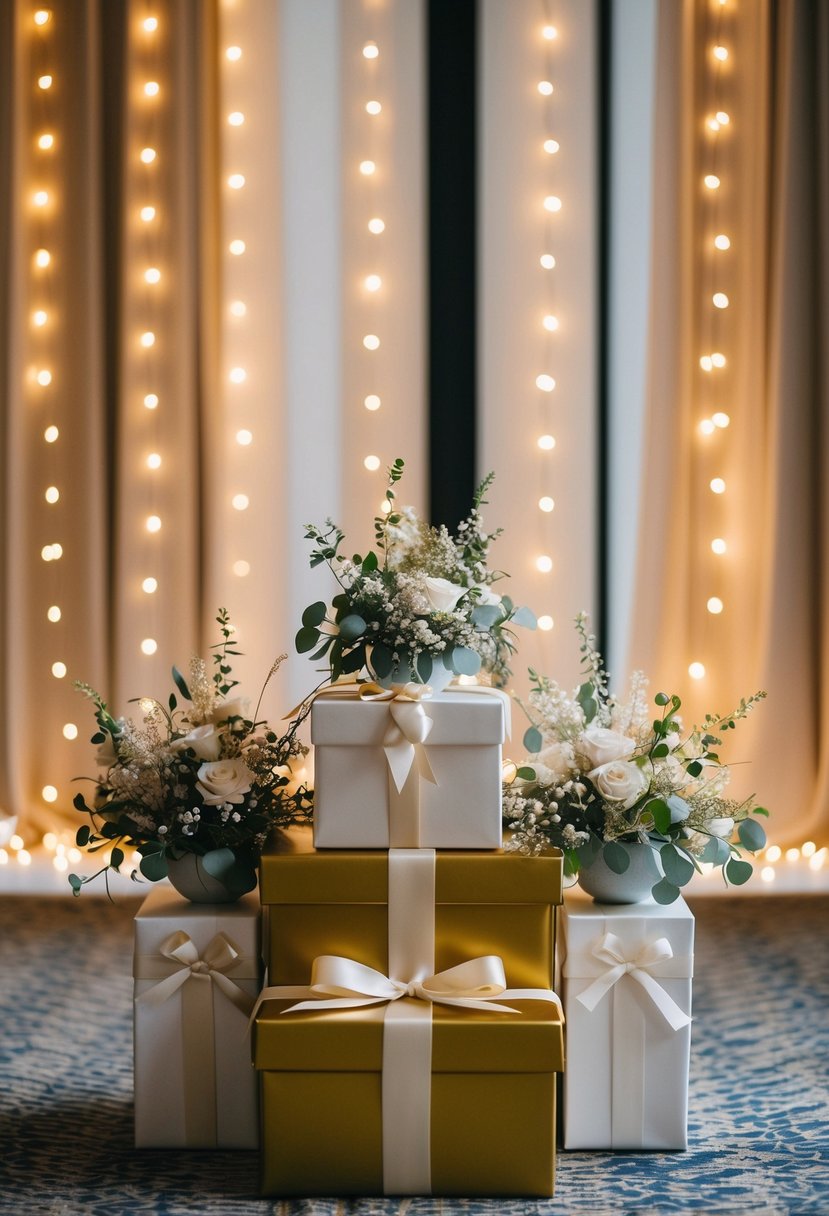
<box><xmin>602</xmin><ymin>841</ymin><xmax>631</xmax><ymax>874</ymax></box>
<box><xmin>523</xmin><ymin>725</ymin><xmax>543</xmax><ymax>754</ymax></box>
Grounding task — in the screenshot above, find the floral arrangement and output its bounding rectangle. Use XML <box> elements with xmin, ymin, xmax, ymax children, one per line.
<box><xmin>69</xmin><ymin>609</ymin><xmax>312</xmax><ymax>897</ymax></box>
<box><xmin>503</xmin><ymin>614</ymin><xmax>769</xmax><ymax>903</ymax></box>
<box><xmin>296</xmin><ymin>459</ymin><xmax>536</xmax><ymax>687</ymax></box>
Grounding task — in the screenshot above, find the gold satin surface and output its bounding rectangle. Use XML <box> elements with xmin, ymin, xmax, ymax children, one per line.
<box><xmin>256</xmin><ymin>1001</ymin><xmax>562</xmax><ymax>1197</ymax></box>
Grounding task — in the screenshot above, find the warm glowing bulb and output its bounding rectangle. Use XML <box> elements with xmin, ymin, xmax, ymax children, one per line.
<box><xmin>544</xmin><ymin>195</ymin><xmax>562</xmax><ymax>213</ymax></box>
<box><xmin>41</xmin><ymin>544</ymin><xmax>56</xmax><ymax>561</ymax></box>
<box><xmin>765</xmin><ymin>845</ymin><xmax>782</xmax><ymax>862</ymax></box>
<box><xmin>713</xmin><ymin>292</ymin><xmax>729</xmax><ymax>309</ymax></box>
<box><xmin>543</xmin><ymin>314</ymin><xmax>559</xmax><ymax>331</ymax></box>
<box><xmin>140</xmin><ymin>206</ymin><xmax>156</xmax><ymax>221</ymax></box>
<box><xmin>364</xmin><ymin>455</ymin><xmax>381</xmax><ymax>471</ymax></box>
<box><xmin>144</xmin><ymin>267</ymin><xmax>161</xmax><ymax>284</ymax></box>
<box><xmin>539</xmin><ymin>496</ymin><xmax>555</xmax><ymax>513</ymax></box>
<box><xmin>146</xmin><ymin>514</ymin><xmax>162</xmax><ymax>532</ymax></box>
<box><xmin>144</xmin><ymin>81</ymin><xmax>160</xmax><ymax>97</ymax></box>
<box><xmin>143</xmin><ymin>16</ymin><xmax>158</xmax><ymax>32</ymax></box>
<box><xmin>36</xmin><ymin>369</ymin><xmax>52</xmax><ymax>385</ymax></box>
<box><xmin>146</xmin><ymin>452</ymin><xmax>161</xmax><ymax>469</ymax></box>
<box><xmin>537</xmin><ymin>81</ymin><xmax>554</xmax><ymax>96</ymax></box>
<box><xmin>538</xmin><ymin>615</ymin><xmax>554</xmax><ymax>631</ymax></box>
<box><xmin>228</xmin><ymin>173</ymin><xmax>245</xmax><ymax>189</ymax></box>
<box><xmin>144</xmin><ymin>393</ymin><xmax>159</xmax><ymax>409</ymax></box>
<box><xmin>229</xmin><ymin>367</ymin><xmax>247</xmax><ymax>384</ymax></box>
<box><xmin>713</xmin><ymin>45</ymin><xmax>728</xmax><ymax>61</ymax></box>
<box><xmin>142</xmin><ymin>577</ymin><xmax>158</xmax><ymax>593</ymax></box>
<box><xmin>228</xmin><ymin>111</ymin><xmax>244</xmax><ymax>126</ymax></box>
<box><xmin>37</xmin><ymin>133</ymin><xmax>54</xmax><ymax>150</ymax></box>
<box><xmin>364</xmin><ymin>394</ymin><xmax>381</xmax><ymax>411</ymax></box>
<box><xmin>236</xmin><ymin>429</ymin><xmax>253</xmax><ymax>446</ymax></box>
<box><xmin>35</xmin><ymin>249</ymin><xmax>51</xmax><ymax>267</ymax></box>
<box><xmin>362</xmin><ymin>41</ymin><xmax>379</xmax><ymax>59</ymax></box>
<box><xmin>38</xmin><ymin>75</ymin><xmax>53</xmax><ymax>89</ymax></box>
<box><xmin>714</xmin><ymin>234</ymin><xmax>730</xmax><ymax>250</ymax></box>
<box><xmin>761</xmin><ymin>866</ymin><xmax>775</xmax><ymax>883</ymax></box>
<box><xmin>711</xmin><ymin>537</ymin><xmax>727</xmax><ymax>555</ymax></box>
<box><xmin>33</xmin><ymin>310</ymin><xmax>48</xmax><ymax>327</ymax></box>
<box><xmin>712</xmin><ymin>412</ymin><xmax>730</xmax><ymax>428</ymax></box>
<box><xmin>536</xmin><ymin>374</ymin><xmax>556</xmax><ymax>392</ymax></box>
<box><xmin>233</xmin><ymin>559</ymin><xmax>250</xmax><ymax>577</ymax></box>
<box><xmin>34</xmin><ymin>9</ymin><xmax>51</xmax><ymax>24</ymax></box>
<box><xmin>9</xmin><ymin>836</ymin><xmax>24</xmax><ymax>851</ymax></box>
<box><xmin>366</xmin><ymin>100</ymin><xmax>382</xmax><ymax>115</ymax></box>
<box><xmin>688</xmin><ymin>661</ymin><xmax>706</xmax><ymax>680</ymax></box>
<box><xmin>540</xmin><ymin>254</ymin><xmax>556</xmax><ymax>269</ymax></box>
<box><xmin>542</xmin><ymin>24</ymin><xmax>557</xmax><ymax>39</ymax></box>
<box><xmin>230</xmin><ymin>300</ymin><xmax>246</xmax><ymax>316</ymax></box>
<box><xmin>707</xmin><ymin>596</ymin><xmax>724</xmax><ymax>614</ymax></box>
<box><xmin>710</xmin><ymin>477</ymin><xmax>726</xmax><ymax>494</ymax></box>
<box><xmin>380</xmin><ymin>500</ymin><xmax>392</xmax><ymax>515</ymax></box>
<box><xmin>537</xmin><ymin>434</ymin><xmax>556</xmax><ymax>451</ymax></box>
<box><xmin>44</xmin><ymin>425</ymin><xmax>59</xmax><ymax>443</ymax></box>
<box><xmin>45</xmin><ymin>486</ymin><xmax>59</xmax><ymax>503</ymax></box>
<box><xmin>42</xmin><ymin>785</ymin><xmax>58</xmax><ymax>802</ymax></box>
<box><xmin>364</xmin><ymin>274</ymin><xmax>382</xmax><ymax>292</ymax></box>
<box><xmin>232</xmin><ymin>494</ymin><xmax>249</xmax><ymax>511</ymax></box>
<box><xmin>368</xmin><ymin>217</ymin><xmax>385</xmax><ymax>234</ymax></box>
<box><xmin>700</xmin><ymin>356</ymin><xmax>713</xmax><ymax>372</ymax></box>
<box><xmin>543</xmin><ymin>139</ymin><xmax>560</xmax><ymax>155</ymax></box>
<box><xmin>47</xmin><ymin>605</ymin><xmax>61</xmax><ymax>622</ymax></box>
<box><xmin>226</xmin><ymin>45</ymin><xmax>242</xmax><ymax>61</ymax></box>
<box><xmin>707</xmin><ymin>117</ymin><xmax>721</xmax><ymax>132</ymax></box>
<box><xmin>363</xmin><ymin>334</ymin><xmax>380</xmax><ymax>351</ymax></box>
<box><xmin>786</xmin><ymin>847</ymin><xmax>800</xmax><ymax>862</ymax></box>
<box><xmin>63</xmin><ymin>723</ymin><xmax>78</xmax><ymax>740</ymax></box>
<box><xmin>535</xmin><ymin>555</ymin><xmax>553</xmax><ymax>573</ymax></box>
<box><xmin>360</xmin><ymin>160</ymin><xmax>376</xmax><ymax>176</ymax></box>
<box><xmin>33</xmin><ymin>190</ymin><xmax>49</xmax><ymax>207</ymax></box>
<box><xmin>52</xmin><ymin>661</ymin><xmax>67</xmax><ymax>678</ymax></box>
<box><xmin>704</xmin><ymin>174</ymin><xmax>720</xmax><ymax>189</ymax></box>
<box><xmin>141</xmin><ymin>638</ymin><xmax>158</xmax><ymax>655</ymax></box>
<box><xmin>140</xmin><ymin>331</ymin><xmax>155</xmax><ymax>348</ymax></box>
<box><xmin>140</xmin><ymin>147</ymin><xmax>157</xmax><ymax>164</ymax></box>
<box><xmin>716</xmin><ymin>110</ymin><xmax>730</xmax><ymax>124</ymax></box>
<box><xmin>803</xmin><ymin>841</ymin><xmax>817</xmax><ymax>857</ymax></box>
<box><xmin>711</xmin><ymin>352</ymin><xmax>726</xmax><ymax>368</ymax></box>
<box><xmin>229</xmin><ymin>239</ymin><xmax>246</xmax><ymax>255</ymax></box>
<box><xmin>699</xmin><ymin>418</ymin><xmax>715</xmax><ymax>435</ymax></box>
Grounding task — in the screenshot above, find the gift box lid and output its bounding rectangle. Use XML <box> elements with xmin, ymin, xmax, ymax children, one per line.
<box><xmin>311</xmin><ymin>688</ymin><xmax>506</xmax><ymax>746</ymax></box>
<box><xmin>561</xmin><ymin>892</ymin><xmax>695</xmax><ymax>977</ymax></box>
<box><xmin>253</xmin><ymin>998</ymin><xmax>564</xmax><ymax>1073</ymax></box>
<box><xmin>133</xmin><ymin>886</ymin><xmax>262</xmax><ymax>978</ymax></box>
<box><xmin>260</xmin><ymin>827</ymin><xmax>563</xmax><ymax>905</ymax></box>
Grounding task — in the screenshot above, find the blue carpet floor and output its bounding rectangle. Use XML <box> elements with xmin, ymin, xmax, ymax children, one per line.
<box><xmin>0</xmin><ymin>892</ymin><xmax>827</xmax><ymax>1215</ymax></box>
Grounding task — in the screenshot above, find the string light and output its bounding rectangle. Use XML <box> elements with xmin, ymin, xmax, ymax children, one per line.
<box><xmin>368</xmin><ymin>217</ymin><xmax>385</xmax><ymax>234</ymax></box>
<box><xmin>228</xmin><ymin>111</ymin><xmax>244</xmax><ymax>126</ymax></box>
<box><xmin>688</xmin><ymin>662</ymin><xmax>706</xmax><ymax>680</ymax></box>
<box><xmin>363</xmin><ymin>334</ymin><xmax>380</xmax><ymax>350</ymax></box>
<box><xmin>225</xmin><ymin>45</ymin><xmax>242</xmax><ymax>61</ymax></box>
<box><xmin>363</xmin><ymin>455</ymin><xmax>381</xmax><ymax>471</ymax></box>
<box><xmin>711</xmin><ymin>537</ymin><xmax>727</xmax><ymax>554</ymax></box>
<box><xmin>142</xmin><ymin>577</ymin><xmax>158</xmax><ymax>593</ymax></box>
<box><xmin>365</xmin><ymin>394</ymin><xmax>381</xmax><ymax>411</ymax></box>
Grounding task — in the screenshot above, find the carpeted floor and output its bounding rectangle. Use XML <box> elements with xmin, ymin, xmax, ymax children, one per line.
<box><xmin>1</xmin><ymin>893</ymin><xmax>827</xmax><ymax>1216</ymax></box>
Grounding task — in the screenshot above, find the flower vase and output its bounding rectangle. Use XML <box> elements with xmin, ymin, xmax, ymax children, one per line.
<box><xmin>577</xmin><ymin>842</ymin><xmax>664</xmax><ymax>904</ymax></box>
<box><xmin>372</xmin><ymin>650</ymin><xmax>454</xmax><ymax>694</ymax></box>
<box><xmin>166</xmin><ymin>854</ymin><xmax>242</xmax><ymax>904</ymax></box>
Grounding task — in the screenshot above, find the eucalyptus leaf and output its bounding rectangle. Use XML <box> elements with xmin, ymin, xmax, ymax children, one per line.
<box><xmin>302</xmin><ymin>601</ymin><xmax>327</xmax><ymax>628</ymax></box>
<box><xmin>416</xmin><ymin>652</ymin><xmax>434</xmax><ymax>683</ymax></box>
<box><xmin>646</xmin><ymin>798</ymin><xmax>671</xmax><ymax>835</ymax></box>
<box><xmin>511</xmin><ymin>605</ymin><xmax>537</xmax><ymax>629</ymax></box>
<box><xmin>660</xmin><ymin>843</ymin><xmax>694</xmax><ymax>886</ymax></box>
<box><xmin>295</xmin><ymin>625</ymin><xmax>320</xmax><ymax>654</ymax></box>
<box><xmin>450</xmin><ymin>645</ymin><xmax>481</xmax><ymax>676</ymax></box>
<box><xmin>654</xmin><ymin>692</ymin><xmax>670</xmax><ymax>706</ymax></box>
<box><xmin>725</xmin><ymin>857</ymin><xmax>753</xmax><ymax>886</ymax></box>
<box><xmin>523</xmin><ymin>726</ymin><xmax>543</xmax><ymax>754</ymax></box>
<box><xmin>338</xmin><ymin>614</ymin><xmax>367</xmax><ymax>643</ymax></box>
<box><xmin>68</xmin><ymin>873</ymin><xmax>83</xmax><ymax>895</ymax></box>
<box><xmin>370</xmin><ymin>643</ymin><xmax>393</xmax><ymax>678</ymax></box>
<box><xmin>576</xmin><ymin>682</ymin><xmax>598</xmax><ymax>724</ymax></box>
<box><xmin>110</xmin><ymin>847</ymin><xmax>125</xmax><ymax>870</ymax></box>
<box><xmin>471</xmin><ymin>604</ymin><xmax>503</xmax><ymax>630</ymax></box>
<box><xmin>171</xmin><ymin>665</ymin><xmax>192</xmax><ymax>701</ymax></box>
<box><xmin>516</xmin><ymin>766</ymin><xmax>537</xmax><ymax>781</ymax></box>
<box><xmin>667</xmin><ymin>794</ymin><xmax>691</xmax><ymax>824</ymax></box>
<box><xmin>362</xmin><ymin>551</ymin><xmax>379</xmax><ymax>573</ymax></box>
<box><xmin>202</xmin><ymin>847</ymin><xmax>236</xmax><ymax>879</ymax></box>
<box><xmin>602</xmin><ymin>841</ymin><xmax>631</xmax><ymax>874</ymax></box>
<box><xmin>701</xmin><ymin>836</ymin><xmax>730</xmax><ymax>866</ymax></box>
<box><xmin>651</xmin><ymin>877</ymin><xmax>682</xmax><ymax>905</ymax></box>
<box><xmin>738</xmin><ymin>818</ymin><xmax>766</xmax><ymax>851</ymax></box>
<box><xmin>76</xmin><ymin>825</ymin><xmax>91</xmax><ymax>846</ymax></box>
<box><xmin>139</xmin><ymin>851</ymin><xmax>168</xmax><ymax>882</ymax></box>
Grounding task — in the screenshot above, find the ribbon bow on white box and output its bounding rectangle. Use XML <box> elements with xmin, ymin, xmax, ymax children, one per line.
<box><xmin>575</xmin><ymin>931</ymin><xmax>692</xmax><ymax>1032</ymax></box>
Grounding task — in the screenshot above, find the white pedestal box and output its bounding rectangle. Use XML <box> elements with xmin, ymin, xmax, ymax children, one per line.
<box><xmin>560</xmin><ymin>894</ymin><xmax>694</xmax><ymax>1150</ymax></box>
<box><xmin>311</xmin><ymin>688</ymin><xmax>507</xmax><ymax>849</ymax></box>
<box><xmin>133</xmin><ymin>886</ymin><xmax>261</xmax><ymax>1148</ymax></box>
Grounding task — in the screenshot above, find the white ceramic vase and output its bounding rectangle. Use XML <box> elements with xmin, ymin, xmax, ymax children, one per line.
<box><xmin>372</xmin><ymin>650</ymin><xmax>454</xmax><ymax>693</ymax></box>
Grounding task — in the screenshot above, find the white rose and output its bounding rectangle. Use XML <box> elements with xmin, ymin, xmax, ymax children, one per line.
<box><xmin>171</xmin><ymin>723</ymin><xmax>222</xmax><ymax>761</ymax></box>
<box><xmin>472</xmin><ymin>584</ymin><xmax>502</xmax><ymax>607</ymax></box>
<box><xmin>589</xmin><ymin>760</ymin><xmax>648</xmax><ymax>809</ymax></box>
<box><xmin>577</xmin><ymin>726</ymin><xmax>637</xmax><ymax>768</ymax></box>
<box><xmin>196</xmin><ymin>758</ymin><xmax>254</xmax><ymax>806</ymax></box>
<box><xmin>536</xmin><ymin>741</ymin><xmax>575</xmax><ymax>781</ymax></box>
<box><xmin>211</xmin><ymin>697</ymin><xmax>249</xmax><ymax>726</ymax></box>
<box><xmin>422</xmin><ymin>576</ymin><xmax>468</xmax><ymax>613</ymax></box>
<box><xmin>705</xmin><ymin>816</ymin><xmax>734</xmax><ymax>839</ymax></box>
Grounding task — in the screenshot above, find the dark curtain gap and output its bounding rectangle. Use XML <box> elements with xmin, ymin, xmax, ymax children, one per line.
<box><xmin>427</xmin><ymin>0</ymin><xmax>477</xmax><ymax>529</ymax></box>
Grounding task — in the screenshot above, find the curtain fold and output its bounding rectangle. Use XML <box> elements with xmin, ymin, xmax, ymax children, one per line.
<box><xmin>628</xmin><ymin>0</ymin><xmax>829</xmax><ymax>845</ymax></box>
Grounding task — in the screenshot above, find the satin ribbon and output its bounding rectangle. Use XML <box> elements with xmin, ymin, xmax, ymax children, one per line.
<box><xmin>135</xmin><ymin>931</ymin><xmax>256</xmax><ymax>1145</ymax></box>
<box><xmin>572</xmin><ymin>932</ymin><xmax>691</xmax><ymax>1031</ymax></box>
<box><xmin>252</xmin><ymin>849</ymin><xmax>561</xmax><ymax>1195</ymax></box>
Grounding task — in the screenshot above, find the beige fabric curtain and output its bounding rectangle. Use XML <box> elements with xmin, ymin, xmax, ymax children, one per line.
<box><xmin>0</xmin><ymin>0</ymin><xmax>218</xmax><ymax>838</ymax></box>
<box><xmin>629</xmin><ymin>0</ymin><xmax>829</xmax><ymax>846</ymax></box>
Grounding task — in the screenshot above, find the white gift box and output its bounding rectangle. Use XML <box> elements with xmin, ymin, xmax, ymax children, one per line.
<box><xmin>560</xmin><ymin>894</ymin><xmax>695</xmax><ymax>1150</ymax></box>
<box><xmin>311</xmin><ymin>688</ymin><xmax>507</xmax><ymax>849</ymax></box>
<box><xmin>133</xmin><ymin>886</ymin><xmax>261</xmax><ymax>1148</ymax></box>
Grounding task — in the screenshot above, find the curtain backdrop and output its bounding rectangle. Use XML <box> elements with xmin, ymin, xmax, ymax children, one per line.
<box><xmin>625</xmin><ymin>0</ymin><xmax>829</xmax><ymax>847</ymax></box>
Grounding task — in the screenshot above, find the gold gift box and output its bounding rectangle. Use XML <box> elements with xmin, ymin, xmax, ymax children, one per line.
<box><xmin>254</xmin><ymin>998</ymin><xmax>564</xmax><ymax>1197</ymax></box>
<box><xmin>260</xmin><ymin>827</ymin><xmax>563</xmax><ymax>989</ymax></box>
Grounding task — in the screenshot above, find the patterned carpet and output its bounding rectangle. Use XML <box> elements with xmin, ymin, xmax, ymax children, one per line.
<box><xmin>1</xmin><ymin>893</ymin><xmax>827</xmax><ymax>1216</ymax></box>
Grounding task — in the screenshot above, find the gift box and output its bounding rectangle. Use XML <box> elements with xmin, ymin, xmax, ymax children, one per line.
<box><xmin>254</xmin><ymin>997</ymin><xmax>564</xmax><ymax>1197</ymax></box>
<box><xmin>133</xmin><ymin>885</ymin><xmax>261</xmax><ymax>1148</ymax></box>
<box><xmin>261</xmin><ymin>827</ymin><xmax>562</xmax><ymax>989</ymax></box>
<box><xmin>311</xmin><ymin>686</ymin><xmax>508</xmax><ymax>848</ymax></box>
<box><xmin>560</xmin><ymin>894</ymin><xmax>694</xmax><ymax>1150</ymax></box>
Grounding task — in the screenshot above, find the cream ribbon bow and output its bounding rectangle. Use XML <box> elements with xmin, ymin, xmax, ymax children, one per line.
<box><xmin>250</xmin><ymin>953</ymin><xmax>562</xmax><ymax>1025</ymax></box>
<box><xmin>135</xmin><ymin>930</ymin><xmax>256</xmax><ymax>1015</ymax></box>
<box><xmin>575</xmin><ymin>932</ymin><xmax>691</xmax><ymax>1031</ymax></box>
